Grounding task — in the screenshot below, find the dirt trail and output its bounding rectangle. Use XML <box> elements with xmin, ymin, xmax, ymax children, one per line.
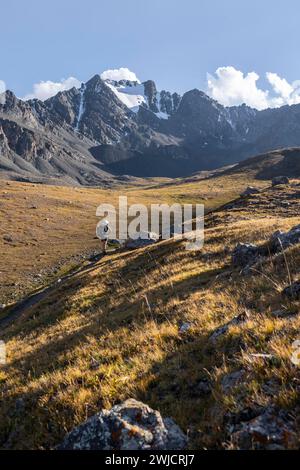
<box><xmin>0</xmin><ymin>253</ymin><xmax>106</xmax><ymax>331</ymax></box>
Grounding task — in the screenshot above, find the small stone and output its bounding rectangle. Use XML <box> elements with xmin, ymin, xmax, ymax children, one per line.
<box><xmin>179</xmin><ymin>322</ymin><xmax>192</xmax><ymax>334</ymax></box>
<box><xmin>221</xmin><ymin>370</ymin><xmax>245</xmax><ymax>393</ymax></box>
<box><xmin>210</xmin><ymin>312</ymin><xmax>248</xmax><ymax>343</ymax></box>
<box><xmin>3</xmin><ymin>234</ymin><xmax>13</xmax><ymax>243</ymax></box>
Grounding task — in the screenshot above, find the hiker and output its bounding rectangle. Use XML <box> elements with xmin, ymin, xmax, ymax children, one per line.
<box><xmin>98</xmin><ymin>219</ymin><xmax>111</xmax><ymax>254</ymax></box>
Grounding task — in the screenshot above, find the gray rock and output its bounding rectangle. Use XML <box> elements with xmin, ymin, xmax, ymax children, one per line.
<box><xmin>282</xmin><ymin>281</ymin><xmax>300</xmax><ymax>300</ymax></box>
<box><xmin>179</xmin><ymin>322</ymin><xmax>192</xmax><ymax>334</ymax></box>
<box><xmin>125</xmin><ymin>232</ymin><xmax>159</xmax><ymax>250</ymax></box>
<box><xmin>272</xmin><ymin>176</ymin><xmax>290</xmax><ymax>186</ymax></box>
<box><xmin>210</xmin><ymin>312</ymin><xmax>248</xmax><ymax>343</ymax></box>
<box><xmin>230</xmin><ymin>406</ymin><xmax>297</xmax><ymax>449</ymax></box>
<box><xmin>240</xmin><ymin>186</ymin><xmax>261</xmax><ymax>197</ymax></box>
<box><xmin>3</xmin><ymin>234</ymin><xmax>13</xmax><ymax>243</ymax></box>
<box><xmin>221</xmin><ymin>370</ymin><xmax>245</xmax><ymax>393</ymax></box>
<box><xmin>232</xmin><ymin>243</ymin><xmax>260</xmax><ymax>267</ymax></box>
<box><xmin>58</xmin><ymin>399</ymin><xmax>187</xmax><ymax>450</ymax></box>
<box><xmin>269</xmin><ymin>224</ymin><xmax>300</xmax><ymax>251</ymax></box>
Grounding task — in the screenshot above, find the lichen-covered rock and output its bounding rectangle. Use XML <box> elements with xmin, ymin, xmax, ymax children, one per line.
<box><xmin>272</xmin><ymin>176</ymin><xmax>290</xmax><ymax>186</ymax></box>
<box><xmin>231</xmin><ymin>243</ymin><xmax>260</xmax><ymax>267</ymax></box>
<box><xmin>58</xmin><ymin>399</ymin><xmax>187</xmax><ymax>450</ymax></box>
<box><xmin>229</xmin><ymin>406</ymin><xmax>297</xmax><ymax>450</ymax></box>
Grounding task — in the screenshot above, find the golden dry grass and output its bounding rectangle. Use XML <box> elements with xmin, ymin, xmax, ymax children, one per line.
<box><xmin>0</xmin><ymin>182</ymin><xmax>299</xmax><ymax>449</ymax></box>
<box><xmin>0</xmin><ymin>172</ymin><xmax>265</xmax><ymax>304</ymax></box>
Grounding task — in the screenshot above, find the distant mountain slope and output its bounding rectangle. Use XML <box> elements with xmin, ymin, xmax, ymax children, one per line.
<box><xmin>226</xmin><ymin>147</ymin><xmax>300</xmax><ymax>179</ymax></box>
<box><xmin>2</xmin><ymin>72</ymin><xmax>300</xmax><ymax>182</ymax></box>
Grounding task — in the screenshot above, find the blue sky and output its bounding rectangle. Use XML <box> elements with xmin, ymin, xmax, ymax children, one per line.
<box><xmin>1</xmin><ymin>0</ymin><xmax>300</xmax><ymax>109</ymax></box>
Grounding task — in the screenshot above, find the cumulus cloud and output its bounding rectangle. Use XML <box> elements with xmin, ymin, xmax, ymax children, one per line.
<box><xmin>0</xmin><ymin>79</ymin><xmax>6</xmax><ymax>105</ymax></box>
<box><xmin>207</xmin><ymin>66</ymin><xmax>269</xmax><ymax>110</ymax></box>
<box><xmin>100</xmin><ymin>67</ymin><xmax>140</xmax><ymax>83</ymax></box>
<box><xmin>23</xmin><ymin>77</ymin><xmax>81</xmax><ymax>101</ymax></box>
<box><xmin>266</xmin><ymin>72</ymin><xmax>300</xmax><ymax>106</ymax></box>
<box><xmin>207</xmin><ymin>66</ymin><xmax>300</xmax><ymax>110</ymax></box>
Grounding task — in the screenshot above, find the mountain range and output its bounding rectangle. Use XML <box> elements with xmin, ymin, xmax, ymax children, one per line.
<box><xmin>1</xmin><ymin>73</ymin><xmax>300</xmax><ymax>185</ymax></box>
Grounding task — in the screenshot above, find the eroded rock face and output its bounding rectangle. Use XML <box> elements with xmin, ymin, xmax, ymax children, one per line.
<box><xmin>58</xmin><ymin>399</ymin><xmax>187</xmax><ymax>450</ymax></box>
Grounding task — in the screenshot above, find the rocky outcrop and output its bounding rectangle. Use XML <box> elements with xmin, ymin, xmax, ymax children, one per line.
<box><xmin>231</xmin><ymin>243</ymin><xmax>260</xmax><ymax>267</ymax></box>
<box><xmin>228</xmin><ymin>406</ymin><xmax>297</xmax><ymax>450</ymax></box>
<box><xmin>58</xmin><ymin>399</ymin><xmax>187</xmax><ymax>450</ymax></box>
<box><xmin>269</xmin><ymin>224</ymin><xmax>300</xmax><ymax>251</ymax></box>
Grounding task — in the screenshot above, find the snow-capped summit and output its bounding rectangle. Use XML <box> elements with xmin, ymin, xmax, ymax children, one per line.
<box><xmin>100</xmin><ymin>68</ymin><xmax>180</xmax><ymax>119</ymax></box>
<box><xmin>104</xmin><ymin>79</ymin><xmax>147</xmax><ymax>113</ymax></box>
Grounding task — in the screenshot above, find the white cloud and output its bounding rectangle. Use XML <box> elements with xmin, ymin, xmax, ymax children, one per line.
<box><xmin>266</xmin><ymin>72</ymin><xmax>300</xmax><ymax>106</ymax></box>
<box><xmin>0</xmin><ymin>79</ymin><xmax>6</xmax><ymax>105</ymax></box>
<box><xmin>100</xmin><ymin>67</ymin><xmax>140</xmax><ymax>83</ymax></box>
<box><xmin>207</xmin><ymin>66</ymin><xmax>300</xmax><ymax>110</ymax></box>
<box><xmin>23</xmin><ymin>77</ymin><xmax>81</xmax><ymax>101</ymax></box>
<box><xmin>207</xmin><ymin>66</ymin><xmax>269</xmax><ymax>110</ymax></box>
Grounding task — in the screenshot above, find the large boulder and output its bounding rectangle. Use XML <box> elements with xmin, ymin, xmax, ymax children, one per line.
<box><xmin>58</xmin><ymin>399</ymin><xmax>187</xmax><ymax>450</ymax></box>
<box><xmin>231</xmin><ymin>243</ymin><xmax>260</xmax><ymax>267</ymax></box>
<box><xmin>272</xmin><ymin>176</ymin><xmax>289</xmax><ymax>186</ymax></box>
<box><xmin>269</xmin><ymin>224</ymin><xmax>300</xmax><ymax>251</ymax></box>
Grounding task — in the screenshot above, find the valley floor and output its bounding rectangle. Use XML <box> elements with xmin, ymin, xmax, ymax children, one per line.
<box><xmin>0</xmin><ymin>172</ymin><xmax>264</xmax><ymax>304</ymax></box>
<box><xmin>0</xmin><ymin>180</ymin><xmax>299</xmax><ymax>449</ymax></box>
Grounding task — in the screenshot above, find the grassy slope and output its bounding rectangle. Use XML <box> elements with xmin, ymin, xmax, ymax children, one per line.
<box><xmin>0</xmin><ymin>172</ymin><xmax>265</xmax><ymax>304</ymax></box>
<box><xmin>0</xmin><ymin>182</ymin><xmax>299</xmax><ymax>449</ymax></box>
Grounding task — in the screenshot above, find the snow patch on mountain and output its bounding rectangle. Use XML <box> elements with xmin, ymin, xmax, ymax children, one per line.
<box><xmin>75</xmin><ymin>84</ymin><xmax>86</xmax><ymax>132</ymax></box>
<box><xmin>103</xmin><ymin>79</ymin><xmax>171</xmax><ymax>119</ymax></box>
<box><xmin>105</xmin><ymin>80</ymin><xmax>146</xmax><ymax>113</ymax></box>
